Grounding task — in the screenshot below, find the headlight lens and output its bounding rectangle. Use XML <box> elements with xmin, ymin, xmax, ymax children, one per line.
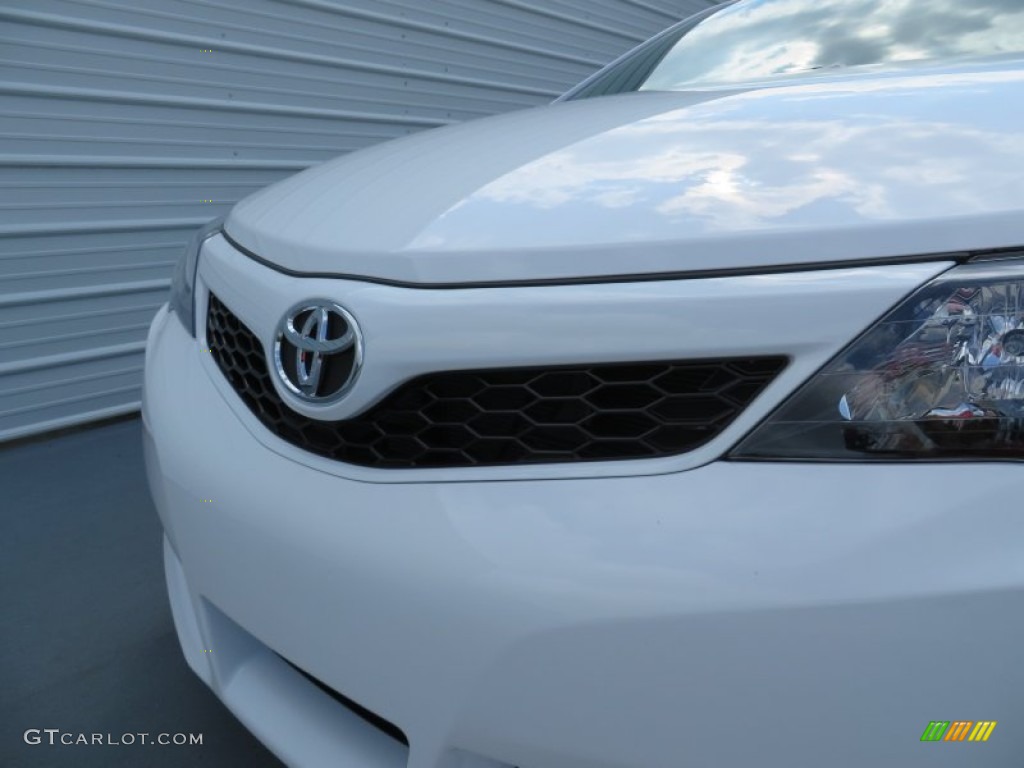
<box><xmin>734</xmin><ymin>257</ymin><xmax>1024</xmax><ymax>460</ymax></box>
<box><xmin>169</xmin><ymin>217</ymin><xmax>223</xmax><ymax>337</ymax></box>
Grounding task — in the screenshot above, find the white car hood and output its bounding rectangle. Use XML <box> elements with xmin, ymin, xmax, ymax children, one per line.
<box><xmin>227</xmin><ymin>60</ymin><xmax>1024</xmax><ymax>284</ymax></box>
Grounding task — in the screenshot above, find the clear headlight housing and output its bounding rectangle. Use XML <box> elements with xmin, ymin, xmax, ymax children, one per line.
<box><xmin>169</xmin><ymin>217</ymin><xmax>224</xmax><ymax>337</ymax></box>
<box><xmin>734</xmin><ymin>257</ymin><xmax>1024</xmax><ymax>461</ymax></box>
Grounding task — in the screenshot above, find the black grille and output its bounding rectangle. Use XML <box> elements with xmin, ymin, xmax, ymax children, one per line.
<box><xmin>207</xmin><ymin>294</ymin><xmax>786</xmax><ymax>469</ymax></box>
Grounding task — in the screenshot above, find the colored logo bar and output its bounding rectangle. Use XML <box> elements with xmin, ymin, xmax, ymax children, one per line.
<box><xmin>921</xmin><ymin>721</ymin><xmax>997</xmax><ymax>742</ymax></box>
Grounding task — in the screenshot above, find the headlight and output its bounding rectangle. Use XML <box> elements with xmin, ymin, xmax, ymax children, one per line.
<box><xmin>734</xmin><ymin>257</ymin><xmax>1024</xmax><ymax>461</ymax></box>
<box><xmin>169</xmin><ymin>217</ymin><xmax>223</xmax><ymax>337</ymax></box>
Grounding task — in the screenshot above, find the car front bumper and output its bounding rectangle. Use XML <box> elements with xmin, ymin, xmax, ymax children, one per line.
<box><xmin>144</xmin><ymin>303</ymin><xmax>1024</xmax><ymax>768</ymax></box>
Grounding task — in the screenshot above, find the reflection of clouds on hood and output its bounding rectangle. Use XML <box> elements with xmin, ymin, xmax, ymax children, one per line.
<box><xmin>469</xmin><ymin>70</ymin><xmax>1024</xmax><ymax>234</ymax></box>
<box><xmin>655</xmin><ymin>163</ymin><xmax>887</xmax><ymax>229</ymax></box>
<box><xmin>477</xmin><ymin>149</ymin><xmax>749</xmax><ymax>210</ymax></box>
<box><xmin>476</xmin><ymin>118</ymin><xmax>889</xmax><ymax>229</ymax></box>
<box><xmin>640</xmin><ymin>0</ymin><xmax>1024</xmax><ymax>89</ymax></box>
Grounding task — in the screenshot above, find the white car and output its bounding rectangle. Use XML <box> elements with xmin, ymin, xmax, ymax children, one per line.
<box><xmin>143</xmin><ymin>0</ymin><xmax>1024</xmax><ymax>766</ymax></box>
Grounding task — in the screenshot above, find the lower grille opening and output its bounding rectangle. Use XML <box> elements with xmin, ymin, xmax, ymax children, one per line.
<box><xmin>281</xmin><ymin>657</ymin><xmax>409</xmax><ymax>748</ymax></box>
<box><xmin>207</xmin><ymin>292</ymin><xmax>787</xmax><ymax>469</ymax></box>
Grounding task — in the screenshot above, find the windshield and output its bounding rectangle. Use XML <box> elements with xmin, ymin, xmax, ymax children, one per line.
<box><xmin>568</xmin><ymin>0</ymin><xmax>1024</xmax><ymax>98</ymax></box>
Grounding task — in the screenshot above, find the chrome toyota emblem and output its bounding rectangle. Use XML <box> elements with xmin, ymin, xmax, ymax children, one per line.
<box><xmin>273</xmin><ymin>301</ymin><xmax>362</xmax><ymax>404</ymax></box>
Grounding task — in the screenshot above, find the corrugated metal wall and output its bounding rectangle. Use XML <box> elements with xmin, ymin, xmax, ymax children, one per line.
<box><xmin>0</xmin><ymin>0</ymin><xmax>714</xmax><ymax>442</ymax></box>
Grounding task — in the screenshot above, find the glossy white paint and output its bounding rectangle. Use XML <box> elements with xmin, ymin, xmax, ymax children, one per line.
<box><xmin>228</xmin><ymin>57</ymin><xmax>1024</xmax><ymax>284</ymax></box>
<box><xmin>145</xmin><ymin>24</ymin><xmax>1024</xmax><ymax>768</ymax></box>
<box><xmin>145</xmin><ymin>306</ymin><xmax>1024</xmax><ymax>768</ymax></box>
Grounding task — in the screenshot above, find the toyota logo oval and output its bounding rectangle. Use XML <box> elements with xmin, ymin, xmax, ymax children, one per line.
<box><xmin>273</xmin><ymin>300</ymin><xmax>363</xmax><ymax>404</ymax></box>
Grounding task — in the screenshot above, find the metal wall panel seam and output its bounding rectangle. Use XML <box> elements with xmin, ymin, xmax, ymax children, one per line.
<box><xmin>0</xmin><ymin>322</ymin><xmax>152</xmax><ymax>352</ymax></box>
<box><xmin>0</xmin><ymin>8</ymin><xmax>564</xmax><ymax>96</ymax></box>
<box><xmin>3</xmin><ymin>63</ymin><xmax>523</xmax><ymax>123</ymax></box>
<box><xmin>0</xmin><ymin>263</ymin><xmax>176</xmax><ymax>282</ymax></box>
<box><xmin>0</xmin><ymin>83</ymin><xmax>460</xmax><ymax>126</ymax></box>
<box><xmin>0</xmin><ymin>305</ymin><xmax>165</xmax><ymax>329</ymax></box>
<box><xmin>0</xmin><ymin>129</ymin><xmax>363</xmax><ymax>155</ymax></box>
<box><xmin>53</xmin><ymin>0</ymin><xmax>604</xmax><ymax>73</ymax></box>
<box><xmin>0</xmin><ymin>366</ymin><xmax>143</xmax><ymax>398</ymax></box>
<box><xmin>1</xmin><ymin>111</ymin><xmax>416</xmax><ymax>142</ymax></box>
<box><xmin>1</xmin><ymin>86</ymin><xmax>537</xmax><ymax>134</ymax></box>
<box><xmin>0</xmin><ymin>384</ymin><xmax>143</xmax><ymax>419</ymax></box>
<box><xmin>0</xmin><ymin>403</ymin><xmax>142</xmax><ymax>443</ymax></box>
<box><xmin>8</xmin><ymin>1</ymin><xmax>593</xmax><ymax>86</ymax></box>
<box><xmin>1</xmin><ymin>204</ymin><xmax>225</xmax><ymax>217</ymax></box>
<box><xmin>0</xmin><ymin>155</ymin><xmax>311</xmax><ymax>170</ymax></box>
<box><xmin>0</xmin><ymin>42</ymin><xmax>557</xmax><ymax>112</ymax></box>
<box><xmin>0</xmin><ymin>282</ymin><xmax>172</xmax><ymax>309</ymax></box>
<box><xmin>642</xmin><ymin>0</ymin><xmax>719</xmax><ymax>13</ymax></box>
<box><xmin>615</xmin><ymin>0</ymin><xmax>689</xmax><ymax>20</ymax></box>
<box><xmin>198</xmin><ymin>0</ymin><xmax>607</xmax><ymax>67</ymax></box>
<box><xmin>516</xmin><ymin>0</ymin><xmax>675</xmax><ymax>30</ymax></box>
<box><xmin>372</xmin><ymin>0</ymin><xmax>640</xmax><ymax>54</ymax></box>
<box><xmin>0</xmin><ymin>342</ymin><xmax>147</xmax><ymax>376</ymax></box>
<box><xmin>0</xmin><ymin>244</ymin><xmax>184</xmax><ymax>264</ymax></box>
<box><xmin>485</xmin><ymin>0</ymin><xmax>648</xmax><ymax>40</ymax></box>
<box><xmin>0</xmin><ymin>220</ymin><xmax>209</xmax><ymax>238</ymax></box>
<box><xmin>1</xmin><ymin>202</ymin><xmax>240</xmax><ymax>213</ymax></box>
<box><xmin>2</xmin><ymin>120</ymin><xmax>405</xmax><ymax>151</ymax></box>
<box><xmin>0</xmin><ymin>127</ymin><xmax>354</xmax><ymax>153</ymax></box>
<box><xmin>109</xmin><ymin>0</ymin><xmax>630</xmax><ymax>55</ymax></box>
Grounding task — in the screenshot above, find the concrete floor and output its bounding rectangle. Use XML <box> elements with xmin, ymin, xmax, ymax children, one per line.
<box><xmin>0</xmin><ymin>418</ymin><xmax>283</xmax><ymax>767</ymax></box>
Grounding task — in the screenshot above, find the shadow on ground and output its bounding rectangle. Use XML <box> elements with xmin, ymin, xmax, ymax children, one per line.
<box><xmin>0</xmin><ymin>418</ymin><xmax>283</xmax><ymax>767</ymax></box>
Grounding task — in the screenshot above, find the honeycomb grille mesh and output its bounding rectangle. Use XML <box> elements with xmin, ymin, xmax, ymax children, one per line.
<box><xmin>207</xmin><ymin>294</ymin><xmax>786</xmax><ymax>469</ymax></box>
